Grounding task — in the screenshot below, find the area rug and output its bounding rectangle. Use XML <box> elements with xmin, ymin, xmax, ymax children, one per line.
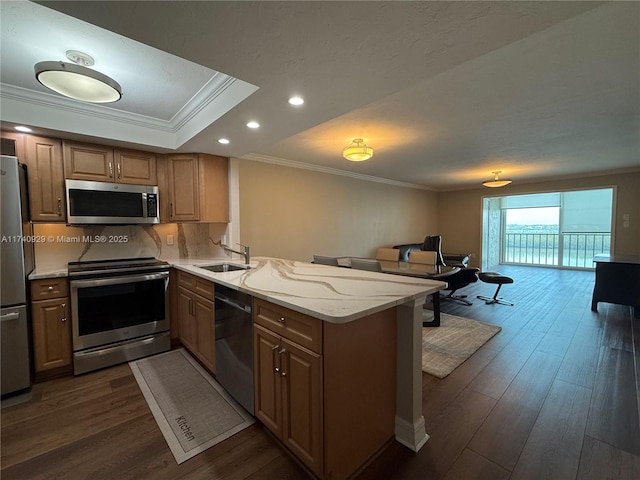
<box><xmin>129</xmin><ymin>349</ymin><xmax>254</xmax><ymax>464</ymax></box>
<box><xmin>422</xmin><ymin>313</ymin><xmax>501</xmax><ymax>378</ymax></box>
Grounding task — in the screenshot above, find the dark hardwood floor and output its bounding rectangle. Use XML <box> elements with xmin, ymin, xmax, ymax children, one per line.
<box><xmin>2</xmin><ymin>265</ymin><xmax>639</xmax><ymax>479</ymax></box>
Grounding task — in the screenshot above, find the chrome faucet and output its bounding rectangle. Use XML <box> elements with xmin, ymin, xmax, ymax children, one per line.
<box><xmin>223</xmin><ymin>242</ymin><xmax>251</xmax><ymax>265</ymax></box>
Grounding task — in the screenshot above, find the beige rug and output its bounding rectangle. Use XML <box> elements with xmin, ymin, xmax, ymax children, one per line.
<box><xmin>129</xmin><ymin>349</ymin><xmax>254</xmax><ymax>464</ymax></box>
<box><xmin>422</xmin><ymin>313</ymin><xmax>501</xmax><ymax>378</ymax></box>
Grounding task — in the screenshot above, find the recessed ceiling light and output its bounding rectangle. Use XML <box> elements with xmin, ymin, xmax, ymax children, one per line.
<box><xmin>218</xmin><ymin>138</ymin><xmax>230</xmax><ymax>144</ymax></box>
<box><xmin>14</xmin><ymin>126</ymin><xmax>32</xmax><ymax>133</ymax></box>
<box><xmin>246</xmin><ymin>121</ymin><xmax>260</xmax><ymax>129</ymax></box>
<box><xmin>288</xmin><ymin>96</ymin><xmax>304</xmax><ymax>106</ymax></box>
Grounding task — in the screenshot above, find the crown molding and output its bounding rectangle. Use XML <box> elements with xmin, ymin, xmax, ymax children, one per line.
<box><xmin>240</xmin><ymin>153</ymin><xmax>435</xmax><ymax>191</ymax></box>
<box><xmin>1</xmin><ymin>74</ymin><xmax>257</xmax><ymax>149</ymax></box>
<box><xmin>1</xmin><ymin>83</ymin><xmax>172</xmax><ymax>130</ymax></box>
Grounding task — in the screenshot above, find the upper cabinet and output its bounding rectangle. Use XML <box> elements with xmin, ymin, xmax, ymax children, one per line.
<box><xmin>166</xmin><ymin>154</ymin><xmax>228</xmax><ymax>223</ymax></box>
<box><xmin>2</xmin><ymin>133</ymin><xmax>228</xmax><ymax>224</ymax></box>
<box><xmin>114</xmin><ymin>148</ymin><xmax>157</xmax><ymax>185</ymax></box>
<box><xmin>24</xmin><ymin>135</ymin><xmax>66</xmax><ymax>222</ymax></box>
<box><xmin>64</xmin><ymin>142</ymin><xmax>157</xmax><ymax>185</ymax></box>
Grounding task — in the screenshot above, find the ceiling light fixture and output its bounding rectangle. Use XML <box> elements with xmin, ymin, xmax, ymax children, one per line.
<box><xmin>482</xmin><ymin>171</ymin><xmax>512</xmax><ymax>188</ymax></box>
<box><xmin>218</xmin><ymin>138</ymin><xmax>230</xmax><ymax>144</ymax></box>
<box><xmin>246</xmin><ymin>121</ymin><xmax>260</xmax><ymax>129</ymax></box>
<box><xmin>34</xmin><ymin>50</ymin><xmax>122</xmax><ymax>103</ymax></box>
<box><xmin>14</xmin><ymin>126</ymin><xmax>32</xmax><ymax>133</ymax></box>
<box><xmin>288</xmin><ymin>96</ymin><xmax>304</xmax><ymax>106</ymax></box>
<box><xmin>343</xmin><ymin>138</ymin><xmax>373</xmax><ymax>162</ymax></box>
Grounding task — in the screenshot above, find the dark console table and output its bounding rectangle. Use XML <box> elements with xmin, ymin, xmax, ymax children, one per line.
<box><xmin>591</xmin><ymin>254</ymin><xmax>640</xmax><ymax>319</ymax></box>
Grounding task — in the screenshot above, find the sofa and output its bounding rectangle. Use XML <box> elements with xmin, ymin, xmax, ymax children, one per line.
<box><xmin>393</xmin><ymin>243</ymin><xmax>470</xmax><ymax>267</ymax></box>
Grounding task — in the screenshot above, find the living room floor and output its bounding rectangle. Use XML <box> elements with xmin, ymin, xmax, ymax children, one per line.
<box><xmin>2</xmin><ymin>265</ymin><xmax>639</xmax><ymax>480</ymax></box>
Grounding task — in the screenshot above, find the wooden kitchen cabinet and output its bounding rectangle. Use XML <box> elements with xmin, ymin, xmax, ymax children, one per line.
<box><xmin>64</xmin><ymin>141</ymin><xmax>157</xmax><ymax>185</ymax></box>
<box><xmin>254</xmin><ymin>300</ymin><xmax>323</xmax><ymax>477</ymax></box>
<box><xmin>176</xmin><ymin>271</ymin><xmax>215</xmax><ymax>373</ymax></box>
<box><xmin>64</xmin><ymin>142</ymin><xmax>114</xmax><ymax>182</ymax></box>
<box><xmin>30</xmin><ymin>278</ymin><xmax>72</xmax><ymax>379</ymax></box>
<box><xmin>166</xmin><ymin>153</ymin><xmax>228</xmax><ymax>222</ymax></box>
<box><xmin>23</xmin><ymin>135</ymin><xmax>66</xmax><ymax>222</ymax></box>
<box><xmin>114</xmin><ymin>148</ymin><xmax>157</xmax><ymax>185</ymax></box>
<box><xmin>254</xmin><ymin>298</ymin><xmax>398</xmax><ymax>480</ymax></box>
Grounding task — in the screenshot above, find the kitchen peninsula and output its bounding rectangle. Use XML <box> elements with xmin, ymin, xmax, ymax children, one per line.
<box><xmin>176</xmin><ymin>257</ymin><xmax>446</xmax><ymax>479</ymax></box>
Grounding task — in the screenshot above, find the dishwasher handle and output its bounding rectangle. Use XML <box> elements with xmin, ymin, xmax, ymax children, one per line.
<box><xmin>0</xmin><ymin>312</ymin><xmax>20</xmax><ymax>323</ymax></box>
<box><xmin>215</xmin><ymin>293</ymin><xmax>252</xmax><ymax>314</ymax></box>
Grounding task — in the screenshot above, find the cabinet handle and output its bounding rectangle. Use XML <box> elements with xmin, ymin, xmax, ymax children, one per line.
<box><xmin>189</xmin><ymin>298</ymin><xmax>193</xmax><ymax>315</ymax></box>
<box><xmin>117</xmin><ymin>162</ymin><xmax>121</xmax><ymax>178</ymax></box>
<box><xmin>108</xmin><ymin>162</ymin><xmax>114</xmax><ymax>178</ymax></box>
<box><xmin>272</xmin><ymin>345</ymin><xmax>280</xmax><ymax>373</ymax></box>
<box><xmin>279</xmin><ymin>348</ymin><xmax>287</xmax><ymax>377</ymax></box>
<box><xmin>170</xmin><ymin>202</ymin><xmax>174</xmax><ymax>217</ymax></box>
<box><xmin>47</xmin><ymin>286</ymin><xmax>54</xmax><ymax>291</ymax></box>
<box><xmin>57</xmin><ymin>198</ymin><xmax>62</xmax><ymax>215</ymax></box>
<box><xmin>61</xmin><ymin>303</ymin><xmax>67</xmax><ymax>322</ymax></box>
<box><xmin>278</xmin><ymin>316</ymin><xmax>285</xmax><ymax>323</ymax></box>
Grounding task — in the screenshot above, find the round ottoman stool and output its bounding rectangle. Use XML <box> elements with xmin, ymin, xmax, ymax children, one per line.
<box><xmin>477</xmin><ymin>272</ymin><xmax>514</xmax><ymax>306</ymax></box>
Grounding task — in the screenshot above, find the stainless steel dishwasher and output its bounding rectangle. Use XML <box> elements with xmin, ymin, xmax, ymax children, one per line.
<box><xmin>214</xmin><ymin>284</ymin><xmax>254</xmax><ymax>415</ymax></box>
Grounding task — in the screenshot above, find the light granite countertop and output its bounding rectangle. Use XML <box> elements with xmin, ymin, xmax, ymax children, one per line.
<box><xmin>174</xmin><ymin>256</ymin><xmax>445</xmax><ymax>323</ymax></box>
<box><xmin>28</xmin><ymin>256</ymin><xmax>445</xmax><ymax>323</ymax></box>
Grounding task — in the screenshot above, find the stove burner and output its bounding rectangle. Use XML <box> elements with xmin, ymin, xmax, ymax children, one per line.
<box><xmin>68</xmin><ymin>257</ymin><xmax>170</xmax><ymax>277</ymax></box>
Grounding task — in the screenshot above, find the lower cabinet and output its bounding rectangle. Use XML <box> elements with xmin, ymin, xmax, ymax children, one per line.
<box><xmin>176</xmin><ymin>271</ymin><xmax>215</xmax><ymax>373</ymax></box>
<box><xmin>254</xmin><ymin>298</ymin><xmax>398</xmax><ymax>480</ymax></box>
<box><xmin>30</xmin><ymin>278</ymin><xmax>72</xmax><ymax>378</ymax></box>
<box><xmin>254</xmin><ymin>324</ymin><xmax>322</xmax><ymax>475</ymax></box>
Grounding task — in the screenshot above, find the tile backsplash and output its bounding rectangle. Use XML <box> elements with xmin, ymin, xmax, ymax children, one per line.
<box><xmin>33</xmin><ymin>223</ymin><xmax>228</xmax><ymax>270</ymax></box>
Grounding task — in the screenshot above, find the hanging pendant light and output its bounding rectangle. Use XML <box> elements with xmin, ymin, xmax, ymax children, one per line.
<box><xmin>482</xmin><ymin>170</ymin><xmax>512</xmax><ymax>188</ymax></box>
<box><xmin>34</xmin><ymin>50</ymin><xmax>122</xmax><ymax>103</ymax></box>
<box><xmin>343</xmin><ymin>138</ymin><xmax>373</xmax><ymax>161</ymax></box>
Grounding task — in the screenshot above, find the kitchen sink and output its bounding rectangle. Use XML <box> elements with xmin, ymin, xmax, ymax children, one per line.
<box><xmin>198</xmin><ymin>263</ymin><xmax>250</xmax><ymax>273</ymax></box>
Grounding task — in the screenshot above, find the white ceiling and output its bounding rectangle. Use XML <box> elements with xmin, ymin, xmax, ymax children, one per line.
<box><xmin>1</xmin><ymin>1</ymin><xmax>638</xmax><ymax>191</ymax></box>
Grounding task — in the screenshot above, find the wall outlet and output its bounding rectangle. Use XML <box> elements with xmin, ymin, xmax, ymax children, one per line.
<box><xmin>166</xmin><ymin>234</ymin><xmax>174</xmax><ymax>246</ymax></box>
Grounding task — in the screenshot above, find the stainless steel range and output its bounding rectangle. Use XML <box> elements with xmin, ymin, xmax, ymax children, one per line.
<box><xmin>68</xmin><ymin>257</ymin><xmax>170</xmax><ymax>374</ymax></box>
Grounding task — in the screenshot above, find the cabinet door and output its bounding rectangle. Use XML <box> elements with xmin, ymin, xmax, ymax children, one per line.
<box><xmin>177</xmin><ymin>287</ymin><xmax>196</xmax><ymax>352</ymax></box>
<box><xmin>24</xmin><ymin>135</ymin><xmax>65</xmax><ymax>222</ymax></box>
<box><xmin>199</xmin><ymin>154</ymin><xmax>229</xmax><ymax>223</ymax></box>
<box><xmin>194</xmin><ymin>294</ymin><xmax>215</xmax><ymax>373</ymax></box>
<box><xmin>114</xmin><ymin>149</ymin><xmax>157</xmax><ymax>185</ymax></box>
<box><xmin>254</xmin><ymin>324</ymin><xmax>282</xmax><ymax>436</ymax></box>
<box><xmin>281</xmin><ymin>337</ymin><xmax>323</xmax><ymax>476</ymax></box>
<box><xmin>167</xmin><ymin>154</ymin><xmax>199</xmax><ymax>221</ymax></box>
<box><xmin>63</xmin><ymin>142</ymin><xmax>115</xmax><ymax>182</ymax></box>
<box><xmin>32</xmin><ymin>298</ymin><xmax>72</xmax><ymax>372</ymax></box>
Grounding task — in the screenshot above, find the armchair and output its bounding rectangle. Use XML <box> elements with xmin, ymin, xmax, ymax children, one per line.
<box><xmin>435</xmin><ymin>268</ymin><xmax>479</xmax><ymax>305</ymax></box>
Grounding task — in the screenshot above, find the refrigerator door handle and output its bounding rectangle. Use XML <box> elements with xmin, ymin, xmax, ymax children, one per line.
<box><xmin>0</xmin><ymin>312</ymin><xmax>20</xmax><ymax>323</ymax></box>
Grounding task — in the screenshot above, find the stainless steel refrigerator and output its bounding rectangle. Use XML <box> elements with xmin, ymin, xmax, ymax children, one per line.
<box><xmin>1</xmin><ymin>152</ymin><xmax>34</xmax><ymax>395</ymax></box>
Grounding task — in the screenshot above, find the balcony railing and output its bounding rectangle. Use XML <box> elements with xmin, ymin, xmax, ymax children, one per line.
<box><xmin>503</xmin><ymin>232</ymin><xmax>610</xmax><ymax>268</ymax></box>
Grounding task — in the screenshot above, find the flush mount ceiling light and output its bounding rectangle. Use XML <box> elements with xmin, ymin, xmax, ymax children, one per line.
<box><xmin>34</xmin><ymin>50</ymin><xmax>122</xmax><ymax>103</ymax></box>
<box><xmin>218</xmin><ymin>138</ymin><xmax>230</xmax><ymax>144</ymax></box>
<box><xmin>343</xmin><ymin>138</ymin><xmax>373</xmax><ymax>162</ymax></box>
<box><xmin>246</xmin><ymin>121</ymin><xmax>260</xmax><ymax>129</ymax></box>
<box><xmin>482</xmin><ymin>170</ymin><xmax>512</xmax><ymax>188</ymax></box>
<box><xmin>288</xmin><ymin>96</ymin><xmax>304</xmax><ymax>106</ymax></box>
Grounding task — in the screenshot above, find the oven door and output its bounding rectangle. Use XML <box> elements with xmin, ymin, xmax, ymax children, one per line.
<box><xmin>70</xmin><ymin>271</ymin><xmax>169</xmax><ymax>351</ymax></box>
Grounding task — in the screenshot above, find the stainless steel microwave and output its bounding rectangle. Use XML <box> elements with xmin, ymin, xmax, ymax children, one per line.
<box><xmin>65</xmin><ymin>179</ymin><xmax>160</xmax><ymax>225</ymax></box>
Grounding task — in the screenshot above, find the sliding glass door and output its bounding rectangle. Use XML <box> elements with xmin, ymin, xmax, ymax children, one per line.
<box><xmin>482</xmin><ymin>188</ymin><xmax>613</xmax><ymax>270</ymax></box>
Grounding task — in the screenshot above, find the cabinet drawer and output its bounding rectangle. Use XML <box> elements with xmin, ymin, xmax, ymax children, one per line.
<box><xmin>254</xmin><ymin>298</ymin><xmax>322</xmax><ymax>353</ymax></box>
<box><xmin>177</xmin><ymin>271</ymin><xmax>214</xmax><ymax>299</ymax></box>
<box><xmin>31</xmin><ymin>278</ymin><xmax>68</xmax><ymax>300</ymax></box>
